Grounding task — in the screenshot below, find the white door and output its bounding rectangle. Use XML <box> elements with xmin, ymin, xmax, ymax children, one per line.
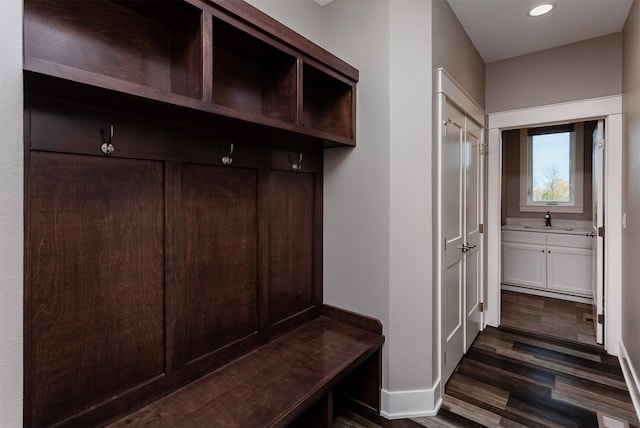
<box><xmin>442</xmin><ymin>100</ymin><xmax>466</xmax><ymax>384</ymax></box>
<box><xmin>465</xmin><ymin>123</ymin><xmax>482</xmax><ymax>350</ymax></box>
<box><xmin>592</xmin><ymin>120</ymin><xmax>605</xmax><ymax>344</ymax></box>
<box><xmin>442</xmin><ymin>99</ymin><xmax>484</xmax><ymax>383</ymax></box>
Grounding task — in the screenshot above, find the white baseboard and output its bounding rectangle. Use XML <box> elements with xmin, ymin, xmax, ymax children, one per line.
<box><xmin>380</xmin><ymin>380</ymin><xmax>442</xmax><ymax>419</ymax></box>
<box><xmin>619</xmin><ymin>339</ymin><xmax>640</xmax><ymax>421</ymax></box>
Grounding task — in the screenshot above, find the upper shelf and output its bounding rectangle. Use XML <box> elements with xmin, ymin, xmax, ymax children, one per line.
<box><xmin>23</xmin><ymin>0</ymin><xmax>358</xmax><ymax>147</ymax></box>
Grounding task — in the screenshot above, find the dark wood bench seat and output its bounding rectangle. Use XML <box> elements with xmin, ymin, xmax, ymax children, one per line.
<box><xmin>108</xmin><ymin>306</ymin><xmax>384</xmax><ymax>427</ymax></box>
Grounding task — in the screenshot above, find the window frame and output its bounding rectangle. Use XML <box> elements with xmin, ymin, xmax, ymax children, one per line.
<box><xmin>519</xmin><ymin>123</ymin><xmax>584</xmax><ymax>213</ymax></box>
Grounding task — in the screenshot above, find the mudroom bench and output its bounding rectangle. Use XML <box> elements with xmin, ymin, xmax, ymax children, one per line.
<box><xmin>108</xmin><ymin>306</ymin><xmax>384</xmax><ymax>427</ymax></box>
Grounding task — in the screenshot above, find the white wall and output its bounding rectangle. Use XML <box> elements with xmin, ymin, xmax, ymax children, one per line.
<box><xmin>0</xmin><ymin>0</ymin><xmax>24</xmax><ymax>425</ymax></box>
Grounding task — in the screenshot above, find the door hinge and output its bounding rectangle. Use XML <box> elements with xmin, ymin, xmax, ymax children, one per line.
<box><xmin>479</xmin><ymin>224</ymin><xmax>484</xmax><ymax>234</ymax></box>
<box><xmin>480</xmin><ymin>302</ymin><xmax>484</xmax><ymax>313</ymax></box>
<box><xmin>598</xmin><ymin>314</ymin><xmax>604</xmax><ymax>324</ymax></box>
<box><xmin>444</xmin><ymin>351</ymin><xmax>447</xmax><ymax>365</ymax></box>
<box><xmin>444</xmin><ymin>237</ymin><xmax>447</xmax><ymax>251</ymax></box>
<box><xmin>598</xmin><ymin>226</ymin><xmax>605</xmax><ymax>237</ymax></box>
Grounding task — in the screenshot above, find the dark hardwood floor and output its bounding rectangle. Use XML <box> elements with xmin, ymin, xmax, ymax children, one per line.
<box><xmin>336</xmin><ymin>326</ymin><xmax>639</xmax><ymax>428</ymax></box>
<box><xmin>501</xmin><ymin>290</ymin><xmax>598</xmax><ymax>346</ymax></box>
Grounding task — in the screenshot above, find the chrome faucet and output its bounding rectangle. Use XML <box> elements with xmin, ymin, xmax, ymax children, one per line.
<box><xmin>544</xmin><ymin>211</ymin><xmax>552</xmax><ymax>227</ymax></box>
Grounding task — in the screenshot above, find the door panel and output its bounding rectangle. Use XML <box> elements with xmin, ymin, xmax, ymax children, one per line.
<box><xmin>465</xmin><ymin>245</ymin><xmax>481</xmax><ymax>349</ymax></box>
<box><xmin>442</xmin><ymin>100</ymin><xmax>466</xmax><ymax>384</ymax></box>
<box><xmin>592</xmin><ymin>120</ymin><xmax>605</xmax><ymax>344</ymax></box>
<box><xmin>444</xmin><ymin>123</ymin><xmax>464</xmax><ymax>244</ymax></box>
<box><xmin>465</xmin><ymin>123</ymin><xmax>482</xmax><ymax>350</ymax></box>
<box><xmin>443</xmin><ymin>258</ymin><xmax>464</xmax><ymax>382</ymax></box>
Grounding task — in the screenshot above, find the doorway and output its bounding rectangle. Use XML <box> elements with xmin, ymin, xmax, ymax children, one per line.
<box><xmin>485</xmin><ymin>96</ymin><xmax>623</xmax><ymax>355</ymax></box>
<box><xmin>498</xmin><ymin>120</ymin><xmax>601</xmax><ymax>346</ymax></box>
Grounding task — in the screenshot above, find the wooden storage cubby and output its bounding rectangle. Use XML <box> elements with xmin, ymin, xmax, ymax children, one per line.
<box><xmin>23</xmin><ymin>0</ymin><xmax>358</xmax><ymax>147</ymax></box>
<box><xmin>23</xmin><ymin>0</ymin><xmax>203</xmax><ymax>99</ymax></box>
<box><xmin>212</xmin><ymin>17</ymin><xmax>297</xmax><ymax>123</ymax></box>
<box><xmin>303</xmin><ymin>62</ymin><xmax>355</xmax><ymax>140</ymax></box>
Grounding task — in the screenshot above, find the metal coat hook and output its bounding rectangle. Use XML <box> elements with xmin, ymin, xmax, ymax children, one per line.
<box><xmin>290</xmin><ymin>153</ymin><xmax>303</xmax><ymax>171</ymax></box>
<box><xmin>222</xmin><ymin>143</ymin><xmax>234</xmax><ymax>165</ymax></box>
<box><xmin>101</xmin><ymin>125</ymin><xmax>115</xmax><ymax>155</ymax></box>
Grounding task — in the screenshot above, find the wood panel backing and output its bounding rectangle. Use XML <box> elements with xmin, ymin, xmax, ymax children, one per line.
<box><xmin>268</xmin><ymin>171</ymin><xmax>317</xmax><ymax>326</ymax></box>
<box><xmin>26</xmin><ymin>152</ymin><xmax>165</xmax><ymax>426</ymax></box>
<box><xmin>182</xmin><ymin>164</ymin><xmax>260</xmax><ymax>362</ymax></box>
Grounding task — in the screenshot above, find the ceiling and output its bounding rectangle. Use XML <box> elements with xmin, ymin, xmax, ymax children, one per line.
<box><xmin>447</xmin><ymin>0</ymin><xmax>634</xmax><ymax>63</ymax></box>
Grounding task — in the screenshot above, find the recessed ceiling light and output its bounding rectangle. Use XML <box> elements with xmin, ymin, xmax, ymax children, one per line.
<box><xmin>528</xmin><ymin>3</ymin><xmax>554</xmax><ymax>17</ymax></box>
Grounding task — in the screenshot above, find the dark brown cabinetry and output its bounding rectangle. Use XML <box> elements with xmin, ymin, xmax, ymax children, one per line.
<box><xmin>23</xmin><ymin>1</ymin><xmax>360</xmax><ymax>426</ymax></box>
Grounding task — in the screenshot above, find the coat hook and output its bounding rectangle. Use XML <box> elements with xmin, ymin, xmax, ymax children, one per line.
<box><xmin>222</xmin><ymin>142</ymin><xmax>234</xmax><ymax>165</ymax></box>
<box><xmin>101</xmin><ymin>125</ymin><xmax>115</xmax><ymax>155</ymax></box>
<box><xmin>101</xmin><ymin>125</ymin><xmax>114</xmax><ymax>143</ymax></box>
<box><xmin>289</xmin><ymin>152</ymin><xmax>303</xmax><ymax>171</ymax></box>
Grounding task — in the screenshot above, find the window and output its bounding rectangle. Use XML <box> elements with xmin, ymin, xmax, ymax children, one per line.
<box><xmin>520</xmin><ymin>123</ymin><xmax>583</xmax><ymax>213</ymax></box>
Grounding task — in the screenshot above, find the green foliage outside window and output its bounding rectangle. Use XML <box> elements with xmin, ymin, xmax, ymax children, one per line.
<box><xmin>531</xmin><ymin>132</ymin><xmax>571</xmax><ymax>203</ymax></box>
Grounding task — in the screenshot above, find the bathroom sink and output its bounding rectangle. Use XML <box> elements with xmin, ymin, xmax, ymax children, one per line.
<box><xmin>524</xmin><ymin>225</ymin><xmax>573</xmax><ymax>231</ymax></box>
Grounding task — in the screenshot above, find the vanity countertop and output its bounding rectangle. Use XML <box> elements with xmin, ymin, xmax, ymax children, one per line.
<box><xmin>501</xmin><ymin>218</ymin><xmax>593</xmax><ymax>236</ymax></box>
<box><xmin>501</xmin><ymin>224</ymin><xmax>592</xmax><ymax>236</ymax></box>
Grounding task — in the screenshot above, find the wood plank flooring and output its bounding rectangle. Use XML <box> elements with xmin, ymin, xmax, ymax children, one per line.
<box><xmin>336</xmin><ymin>327</ymin><xmax>639</xmax><ymax>428</ymax></box>
<box><xmin>500</xmin><ymin>290</ymin><xmax>598</xmax><ymax>346</ymax></box>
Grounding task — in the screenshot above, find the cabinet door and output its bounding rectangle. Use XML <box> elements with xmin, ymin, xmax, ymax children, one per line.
<box><xmin>547</xmin><ymin>246</ymin><xmax>592</xmax><ymax>296</ymax></box>
<box><xmin>502</xmin><ymin>242</ymin><xmax>547</xmax><ymax>289</ymax></box>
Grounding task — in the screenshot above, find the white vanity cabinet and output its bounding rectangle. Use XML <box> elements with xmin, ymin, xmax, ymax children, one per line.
<box><xmin>502</xmin><ymin>230</ymin><xmax>592</xmax><ymax>298</ymax></box>
<box><xmin>503</xmin><ymin>231</ymin><xmax>547</xmax><ymax>289</ymax></box>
